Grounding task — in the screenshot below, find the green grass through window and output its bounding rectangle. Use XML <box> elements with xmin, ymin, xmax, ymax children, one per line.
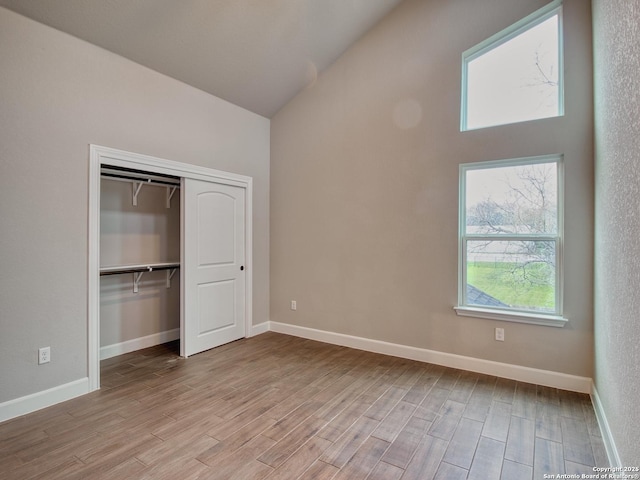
<box><xmin>467</xmin><ymin>261</ymin><xmax>555</xmax><ymax>311</ymax></box>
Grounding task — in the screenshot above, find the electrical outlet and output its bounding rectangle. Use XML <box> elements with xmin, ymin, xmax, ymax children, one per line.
<box><xmin>495</xmin><ymin>328</ymin><xmax>505</xmax><ymax>342</ymax></box>
<box><xmin>290</xmin><ymin>300</ymin><xmax>297</xmax><ymax>311</ymax></box>
<box><xmin>38</xmin><ymin>347</ymin><xmax>51</xmax><ymax>364</ymax></box>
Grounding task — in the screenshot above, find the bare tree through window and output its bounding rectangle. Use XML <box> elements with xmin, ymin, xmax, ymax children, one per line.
<box><xmin>463</xmin><ymin>160</ymin><xmax>560</xmax><ymax>313</ymax></box>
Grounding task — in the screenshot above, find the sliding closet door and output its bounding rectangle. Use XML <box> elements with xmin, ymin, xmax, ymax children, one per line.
<box><xmin>182</xmin><ymin>178</ymin><xmax>246</xmax><ymax>357</ymax></box>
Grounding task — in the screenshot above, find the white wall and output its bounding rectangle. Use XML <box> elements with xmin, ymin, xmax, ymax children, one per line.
<box><xmin>271</xmin><ymin>0</ymin><xmax>594</xmax><ymax>377</ymax></box>
<box><xmin>592</xmin><ymin>0</ymin><xmax>640</xmax><ymax>466</ymax></box>
<box><xmin>0</xmin><ymin>7</ymin><xmax>270</xmax><ymax>404</ymax></box>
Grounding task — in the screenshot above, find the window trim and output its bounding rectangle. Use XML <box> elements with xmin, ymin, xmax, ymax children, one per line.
<box><xmin>460</xmin><ymin>0</ymin><xmax>564</xmax><ymax>131</ymax></box>
<box><xmin>456</xmin><ymin>154</ymin><xmax>567</xmax><ymax>327</ymax></box>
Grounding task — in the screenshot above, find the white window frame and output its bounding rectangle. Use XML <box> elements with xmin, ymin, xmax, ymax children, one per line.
<box><xmin>454</xmin><ymin>154</ymin><xmax>567</xmax><ymax>327</ymax></box>
<box><xmin>460</xmin><ymin>0</ymin><xmax>564</xmax><ymax>131</ymax></box>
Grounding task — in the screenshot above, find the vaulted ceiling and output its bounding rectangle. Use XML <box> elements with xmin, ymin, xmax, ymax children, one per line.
<box><xmin>0</xmin><ymin>0</ymin><xmax>404</xmax><ymax>117</ymax></box>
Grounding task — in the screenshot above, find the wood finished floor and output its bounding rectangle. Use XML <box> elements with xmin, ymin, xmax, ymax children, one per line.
<box><xmin>1</xmin><ymin>332</ymin><xmax>607</xmax><ymax>479</ymax></box>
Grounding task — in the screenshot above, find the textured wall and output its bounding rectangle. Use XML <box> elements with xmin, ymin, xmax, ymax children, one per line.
<box><xmin>593</xmin><ymin>0</ymin><xmax>640</xmax><ymax>466</ymax></box>
<box><xmin>0</xmin><ymin>7</ymin><xmax>270</xmax><ymax>403</ymax></box>
<box><xmin>271</xmin><ymin>0</ymin><xmax>594</xmax><ymax>376</ymax></box>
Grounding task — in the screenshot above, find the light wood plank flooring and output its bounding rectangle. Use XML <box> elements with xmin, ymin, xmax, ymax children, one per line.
<box><xmin>0</xmin><ymin>332</ymin><xmax>608</xmax><ymax>479</ymax></box>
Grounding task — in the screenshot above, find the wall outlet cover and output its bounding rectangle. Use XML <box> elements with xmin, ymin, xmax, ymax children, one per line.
<box><xmin>38</xmin><ymin>347</ymin><xmax>51</xmax><ymax>364</ymax></box>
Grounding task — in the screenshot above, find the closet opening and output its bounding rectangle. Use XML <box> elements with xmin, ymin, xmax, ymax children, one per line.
<box><xmin>99</xmin><ymin>164</ymin><xmax>182</xmax><ymax>363</ymax></box>
<box><xmin>88</xmin><ymin>145</ymin><xmax>254</xmax><ymax>392</ymax></box>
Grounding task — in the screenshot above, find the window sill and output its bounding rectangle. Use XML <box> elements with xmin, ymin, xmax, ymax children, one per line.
<box><xmin>453</xmin><ymin>306</ymin><xmax>568</xmax><ymax>327</ymax></box>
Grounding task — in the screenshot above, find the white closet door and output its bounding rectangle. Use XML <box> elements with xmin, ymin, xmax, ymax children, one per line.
<box><xmin>182</xmin><ymin>178</ymin><xmax>246</xmax><ymax>357</ymax></box>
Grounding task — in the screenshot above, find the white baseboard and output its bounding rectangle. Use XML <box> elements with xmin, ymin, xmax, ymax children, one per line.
<box><xmin>269</xmin><ymin>322</ymin><xmax>592</xmax><ymax>393</ymax></box>
<box><xmin>100</xmin><ymin>328</ymin><xmax>180</xmax><ymax>360</ymax></box>
<box><xmin>250</xmin><ymin>322</ymin><xmax>270</xmax><ymax>337</ymax></box>
<box><xmin>0</xmin><ymin>377</ymin><xmax>89</xmax><ymax>424</ymax></box>
<box><xmin>591</xmin><ymin>384</ymin><xmax>621</xmax><ymax>467</ymax></box>
<box><xmin>101</xmin><ymin>324</ymin><xmax>269</xmax><ymax>359</ymax></box>
<box><xmin>1</xmin><ymin>322</ymin><xmax>595</xmax><ymax>426</ymax></box>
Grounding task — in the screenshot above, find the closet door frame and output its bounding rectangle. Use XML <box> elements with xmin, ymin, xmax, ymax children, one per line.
<box><xmin>88</xmin><ymin>144</ymin><xmax>253</xmax><ymax>392</ymax></box>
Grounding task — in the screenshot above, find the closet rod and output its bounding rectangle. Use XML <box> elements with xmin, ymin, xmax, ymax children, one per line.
<box><xmin>99</xmin><ymin>262</ymin><xmax>180</xmax><ymax>276</ymax></box>
<box><xmin>100</xmin><ymin>172</ymin><xmax>180</xmax><ymax>187</ymax></box>
<box><xmin>101</xmin><ymin>167</ymin><xmax>180</xmax><ymax>206</ymax></box>
<box><xmin>100</xmin><ymin>262</ymin><xmax>180</xmax><ymax>292</ymax></box>
<box><xmin>101</xmin><ymin>165</ymin><xmax>180</xmax><ymax>183</ymax></box>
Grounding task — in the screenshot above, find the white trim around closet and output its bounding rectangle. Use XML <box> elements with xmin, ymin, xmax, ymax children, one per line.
<box><xmin>88</xmin><ymin>145</ymin><xmax>254</xmax><ymax>392</ymax></box>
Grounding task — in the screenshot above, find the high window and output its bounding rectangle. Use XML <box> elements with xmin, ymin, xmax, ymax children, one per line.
<box><xmin>461</xmin><ymin>1</ymin><xmax>563</xmax><ymax>131</ymax></box>
<box><xmin>456</xmin><ymin>155</ymin><xmax>566</xmax><ymax>326</ymax></box>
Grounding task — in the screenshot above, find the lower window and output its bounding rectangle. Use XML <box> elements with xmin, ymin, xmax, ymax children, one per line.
<box><xmin>456</xmin><ymin>155</ymin><xmax>565</xmax><ymax>325</ymax></box>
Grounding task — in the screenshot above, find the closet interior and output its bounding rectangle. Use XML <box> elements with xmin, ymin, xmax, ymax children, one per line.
<box><xmin>99</xmin><ymin>165</ymin><xmax>181</xmax><ymax>360</ymax></box>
